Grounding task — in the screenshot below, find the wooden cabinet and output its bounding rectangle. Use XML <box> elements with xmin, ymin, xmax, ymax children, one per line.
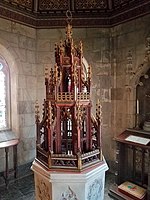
<box><xmin>109</xmin><ymin>129</ymin><xmax>150</xmax><ymax>200</ymax></box>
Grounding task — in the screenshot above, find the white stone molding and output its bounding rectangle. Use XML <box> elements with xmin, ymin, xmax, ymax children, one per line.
<box><xmin>87</xmin><ymin>178</ymin><xmax>103</xmax><ymax>200</ymax></box>
<box><xmin>32</xmin><ymin>160</ymin><xmax>108</xmax><ymax>200</ymax></box>
<box><xmin>60</xmin><ymin>186</ymin><xmax>79</xmax><ymax>200</ymax></box>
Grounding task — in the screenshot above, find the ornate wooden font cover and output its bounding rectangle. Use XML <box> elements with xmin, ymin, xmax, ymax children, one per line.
<box><xmin>35</xmin><ymin>22</ymin><xmax>103</xmax><ymax>171</ymax></box>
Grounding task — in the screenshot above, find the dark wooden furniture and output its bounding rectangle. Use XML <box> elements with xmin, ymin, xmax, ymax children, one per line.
<box><xmin>0</xmin><ymin>139</ymin><xmax>19</xmax><ymax>188</ymax></box>
<box><xmin>109</xmin><ymin>129</ymin><xmax>150</xmax><ymax>200</ymax></box>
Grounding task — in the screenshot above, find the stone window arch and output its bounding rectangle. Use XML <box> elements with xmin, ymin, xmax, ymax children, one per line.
<box><xmin>0</xmin><ymin>55</ymin><xmax>11</xmax><ymax>130</ymax></box>
<box><xmin>0</xmin><ymin>42</ymin><xmax>19</xmax><ymax>139</ymax></box>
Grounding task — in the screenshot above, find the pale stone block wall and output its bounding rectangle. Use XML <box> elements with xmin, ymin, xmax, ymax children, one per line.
<box><xmin>110</xmin><ymin>14</ymin><xmax>150</xmax><ymax>170</ymax></box>
<box><xmin>0</xmin><ymin>18</ymin><xmax>37</xmax><ymax>171</ymax></box>
<box><xmin>0</xmin><ymin>13</ymin><xmax>150</xmax><ymax>173</ymax></box>
<box><xmin>111</xmin><ymin>14</ymin><xmax>150</xmax><ymax>134</ymax></box>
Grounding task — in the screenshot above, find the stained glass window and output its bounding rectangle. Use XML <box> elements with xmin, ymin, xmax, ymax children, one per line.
<box><xmin>0</xmin><ymin>62</ymin><xmax>9</xmax><ymax>130</ymax></box>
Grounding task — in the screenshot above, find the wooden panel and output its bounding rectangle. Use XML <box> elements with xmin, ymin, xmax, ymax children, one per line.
<box><xmin>74</xmin><ymin>0</ymin><xmax>108</xmax><ymax>10</ymax></box>
<box><xmin>113</xmin><ymin>129</ymin><xmax>150</xmax><ymax>200</ymax></box>
<box><xmin>2</xmin><ymin>0</ymin><xmax>33</xmax><ymax>10</ymax></box>
<box><xmin>38</xmin><ymin>0</ymin><xmax>69</xmax><ymax>11</ymax></box>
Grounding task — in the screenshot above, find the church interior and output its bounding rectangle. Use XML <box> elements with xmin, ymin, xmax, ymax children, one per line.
<box><xmin>0</xmin><ymin>0</ymin><xmax>150</xmax><ymax>200</ymax></box>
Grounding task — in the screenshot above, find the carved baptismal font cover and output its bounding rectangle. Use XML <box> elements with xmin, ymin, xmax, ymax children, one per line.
<box><xmin>35</xmin><ymin>19</ymin><xmax>103</xmax><ymax>172</ymax></box>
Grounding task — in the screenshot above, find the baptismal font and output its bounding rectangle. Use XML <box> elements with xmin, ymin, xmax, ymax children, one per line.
<box><xmin>32</xmin><ymin>18</ymin><xmax>108</xmax><ymax>200</ymax></box>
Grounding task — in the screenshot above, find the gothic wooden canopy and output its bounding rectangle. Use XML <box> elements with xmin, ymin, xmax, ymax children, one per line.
<box><xmin>0</xmin><ymin>0</ymin><xmax>150</xmax><ymax>28</ymax></box>
<box><xmin>35</xmin><ymin>23</ymin><xmax>103</xmax><ymax>171</ymax></box>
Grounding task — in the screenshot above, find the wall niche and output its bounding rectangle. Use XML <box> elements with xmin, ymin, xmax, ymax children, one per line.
<box><xmin>137</xmin><ymin>67</ymin><xmax>150</xmax><ymax>131</ymax></box>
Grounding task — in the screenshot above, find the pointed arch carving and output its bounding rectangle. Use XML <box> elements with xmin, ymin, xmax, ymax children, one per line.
<box><xmin>126</xmin><ymin>35</ymin><xmax>150</xmax><ymax>87</ymax></box>
<box><xmin>124</xmin><ymin>35</ymin><xmax>150</xmax><ymax>129</ymax></box>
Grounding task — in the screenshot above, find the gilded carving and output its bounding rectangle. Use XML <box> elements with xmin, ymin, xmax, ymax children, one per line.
<box><xmin>36</xmin><ymin>179</ymin><xmax>50</xmax><ymax>200</ymax></box>
<box><xmin>96</xmin><ymin>99</ymin><xmax>102</xmax><ymax>123</ymax></box>
<box><xmin>145</xmin><ymin>36</ymin><xmax>150</xmax><ymax>55</ymax></box>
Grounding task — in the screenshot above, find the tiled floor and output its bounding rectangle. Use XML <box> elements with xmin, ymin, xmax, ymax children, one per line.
<box><xmin>0</xmin><ymin>166</ymin><xmax>115</xmax><ymax>200</ymax></box>
<box><xmin>0</xmin><ymin>175</ymin><xmax>35</xmax><ymax>200</ymax></box>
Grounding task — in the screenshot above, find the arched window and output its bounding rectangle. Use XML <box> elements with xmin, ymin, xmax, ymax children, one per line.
<box><xmin>0</xmin><ymin>56</ymin><xmax>10</xmax><ymax>130</ymax></box>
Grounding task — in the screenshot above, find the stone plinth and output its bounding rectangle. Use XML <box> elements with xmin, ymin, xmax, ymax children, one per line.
<box><xmin>31</xmin><ymin>159</ymin><xmax>108</xmax><ymax>200</ymax></box>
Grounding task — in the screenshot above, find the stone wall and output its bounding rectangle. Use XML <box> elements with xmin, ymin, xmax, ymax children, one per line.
<box><xmin>111</xmin><ymin>14</ymin><xmax>150</xmax><ymax>133</ymax></box>
<box><xmin>110</xmin><ymin>14</ymin><xmax>150</xmax><ymax>170</ymax></box>
<box><xmin>0</xmin><ymin>18</ymin><xmax>37</xmax><ymax>171</ymax></box>
<box><xmin>0</xmin><ymin>14</ymin><xmax>150</xmax><ymax>172</ymax></box>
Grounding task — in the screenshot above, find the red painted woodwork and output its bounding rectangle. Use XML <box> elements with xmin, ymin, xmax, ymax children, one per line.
<box><xmin>35</xmin><ymin>23</ymin><xmax>103</xmax><ymax>171</ymax></box>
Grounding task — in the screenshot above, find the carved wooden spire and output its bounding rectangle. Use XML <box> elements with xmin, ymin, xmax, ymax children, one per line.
<box><xmin>96</xmin><ymin>99</ymin><xmax>102</xmax><ymax>124</ymax></box>
<box><xmin>35</xmin><ymin>100</ymin><xmax>40</xmax><ymax>123</ymax></box>
<box><xmin>35</xmin><ymin>14</ymin><xmax>103</xmax><ymax>171</ymax></box>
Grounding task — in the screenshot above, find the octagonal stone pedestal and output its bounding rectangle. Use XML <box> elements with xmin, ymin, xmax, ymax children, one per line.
<box><xmin>31</xmin><ymin>159</ymin><xmax>108</xmax><ymax>200</ymax></box>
